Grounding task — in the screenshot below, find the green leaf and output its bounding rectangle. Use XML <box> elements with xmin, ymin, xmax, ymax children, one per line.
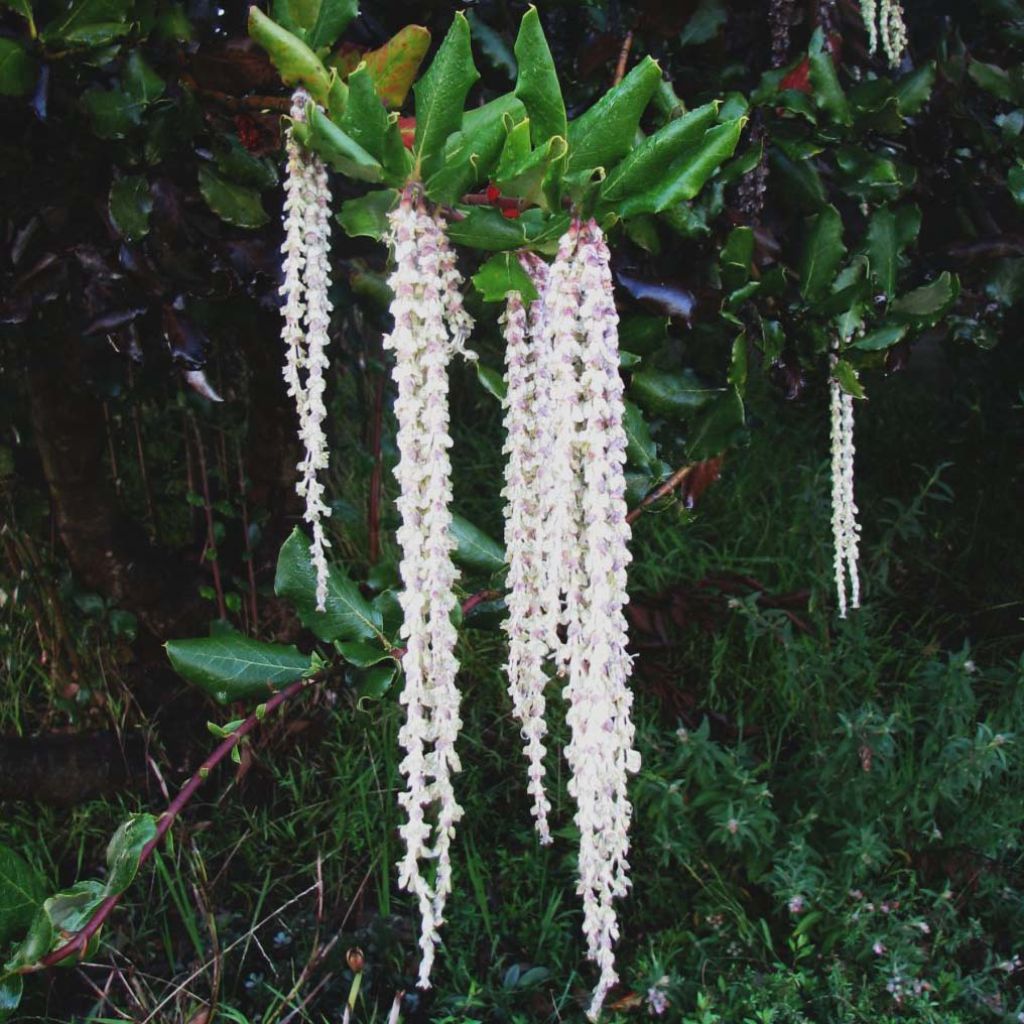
<box><xmin>618</xmin><ymin>118</ymin><xmax>745</xmax><ymax>217</ymax></box>
<box><xmin>275</xmin><ymin>528</ymin><xmax>383</xmax><ymax>642</ymax></box>
<box><xmin>0</xmin><ymin>843</ymin><xmax>44</xmax><ymax>947</ymax></box>
<box><xmin>44</xmin><ymin>880</ymin><xmax>107</xmax><ymax>935</ymax></box>
<box><xmin>336</xmin><ymin>641</ymin><xmax>393</xmax><ymax>667</ymax></box>
<box><xmin>450</xmin><ymin>513</ymin><xmax>506</xmax><ymax>573</ymax></box>
<box><xmin>413</xmin><ymin>12</ymin><xmax>479</xmax><ymax>182</ymax></box>
<box><xmin>0</xmin><ymin>39</ymin><xmax>35</xmax><ymax>97</ymax></box>
<box><xmin>338</xmin><ymin>64</ymin><xmax>390</xmax><ymax>165</ymax></box>
<box><xmin>307</xmin><ymin>0</ymin><xmax>358</xmax><ymax>51</ymax></box>
<box><xmin>769</xmin><ymin>147</ymin><xmax>826</xmax><ymax>211</ymax></box>
<box><xmin>720</xmin><ymin>226</ymin><xmax>754</xmax><ymax>288</ymax></box>
<box><xmin>103</xmin><ymin>815</ymin><xmax>157</xmax><ymax>895</ymax></box>
<box><xmin>198</xmin><ymin>166</ymin><xmax>268</xmax><ymax>228</ymax></box>
<box><xmin>890</xmin><ymin>271</ymin><xmax>960</xmax><ymax>324</ymax></box>
<box><xmin>800</xmin><ymin>204</ymin><xmax>845</xmax><ymax>302</ymax></box>
<box><xmin>864</xmin><ymin>206</ymin><xmax>897</xmax><ymax>299</ymax></box>
<box><xmin>513</xmin><ymin>6</ymin><xmax>566</xmax><ymax>147</ymax></box>
<box><xmin>808</xmin><ymin>29</ymin><xmax>851</xmax><ymax>125</ymax></box>
<box><xmin>475</xmin><ymin>362</ymin><xmax>507</xmax><ymax>401</ymax></box>
<box><xmin>968</xmin><ymin>60</ymin><xmax>1013</xmax><ymax>101</ymax></box>
<box><xmin>214</xmin><ymin>136</ymin><xmax>279</xmax><ymax>189</ymax></box>
<box><xmin>495</xmin><ymin>123</ymin><xmax>567</xmax><ymax>206</ymax></box>
<box><xmin>123</xmin><ymin>51</ymin><xmax>165</xmax><ymax>106</ymax></box>
<box><xmin>833</xmin><ymin>359</ymin><xmax>866</xmax><ymax>399</ymax></box>
<box><xmin>426</xmin><ymin>92</ymin><xmax>525</xmax><ymax>204</ymax></box>
<box><xmin>357</xmin><ymin>663</ymin><xmax>397</xmax><ymax>705</ymax></box>
<box><xmin>472</xmin><ymin>252</ymin><xmax>539</xmax><ymax>302</ymax></box>
<box><xmin>567</xmin><ymin>56</ymin><xmax>661</xmax><ymax>173</ymax></box>
<box><xmin>1010</xmin><ymin>164</ymin><xmax>1024</xmax><ymax>208</ymax></box>
<box><xmin>354</xmin><ymin>24</ymin><xmax>430</xmax><ymax>109</ymax></box>
<box><xmin>601</xmin><ymin>102</ymin><xmax>719</xmax><ymax>201</ymax></box>
<box><xmin>446</xmin><ymin>206</ymin><xmax>555</xmax><ymax>251</ymax></box>
<box><xmin>852</xmin><ymin>323</ymin><xmax>908</xmax><ymax>351</ymax></box>
<box><xmin>109</xmin><ymin>175</ymin><xmax>152</xmax><ymax>242</ymax></box>
<box><xmin>0</xmin><ymin>0</ymin><xmax>34</xmax><ymax>33</ymax></box>
<box><xmin>630</xmin><ymin>368</ymin><xmax>717</xmax><ymax>418</ymax></box>
<box><xmin>300</xmin><ymin>104</ymin><xmax>383</xmax><ymax>182</ymax></box>
<box><xmin>687</xmin><ymin>388</ymin><xmax>745</xmax><ymax>458</ymax></box>
<box><xmin>83</xmin><ymin>87</ymin><xmax>139</xmax><ymax>139</ymax></box>
<box><xmin>679</xmin><ymin>0</ymin><xmax>727</xmax><ymax>46</ymax></box>
<box><xmin>623</xmin><ymin>400</ymin><xmax>657</xmax><ymax>469</ymax></box>
<box><xmin>41</xmin><ymin>0</ymin><xmax>129</xmax><ymax>44</ymax></box>
<box><xmin>728</xmin><ymin>334</ymin><xmax>748</xmax><ymax>391</ymax></box>
<box><xmin>248</xmin><ymin>7</ymin><xmax>346</xmax><ymax>119</ymax></box>
<box><xmin>337</xmin><ymin>189</ymin><xmax>397</xmax><ymax>240</ymax></box>
<box><xmin>893</xmin><ymin>62</ymin><xmax>935</xmax><ymax>115</ymax></box>
<box><xmin>166</xmin><ymin>634</ymin><xmax>312</xmax><ymax>704</ymax></box>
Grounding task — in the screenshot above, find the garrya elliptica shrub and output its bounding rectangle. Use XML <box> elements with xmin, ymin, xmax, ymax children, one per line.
<box><xmin>2</xmin><ymin>2</ymin><xmax>983</xmax><ymax>1019</ymax></box>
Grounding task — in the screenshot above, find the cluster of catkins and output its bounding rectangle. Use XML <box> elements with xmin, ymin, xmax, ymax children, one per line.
<box><xmin>859</xmin><ymin>0</ymin><xmax>908</xmax><ymax>67</ymax></box>
<box><xmin>829</xmin><ymin>346</ymin><xmax>861</xmax><ymax>618</ymax></box>
<box><xmin>378</xmin><ymin>188</ymin><xmax>637</xmax><ymax>1019</ymax></box>
<box><xmin>279</xmin><ymin>89</ymin><xmax>334</xmax><ymax>611</ymax></box>
<box><xmin>501</xmin><ymin>220</ymin><xmax>639</xmax><ymax>1019</ymax></box>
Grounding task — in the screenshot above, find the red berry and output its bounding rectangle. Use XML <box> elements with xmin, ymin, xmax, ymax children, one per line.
<box><xmin>486</xmin><ymin>183</ymin><xmax>501</xmax><ymax>202</ymax></box>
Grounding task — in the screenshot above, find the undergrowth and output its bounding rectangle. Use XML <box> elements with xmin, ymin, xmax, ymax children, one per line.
<box><xmin>2</xmin><ymin>339</ymin><xmax>1023</xmax><ymax>1023</ymax></box>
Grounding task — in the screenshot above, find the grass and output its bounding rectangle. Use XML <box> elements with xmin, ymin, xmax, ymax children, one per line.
<box><xmin>2</xmin><ymin>336</ymin><xmax>1024</xmax><ymax>1023</ymax></box>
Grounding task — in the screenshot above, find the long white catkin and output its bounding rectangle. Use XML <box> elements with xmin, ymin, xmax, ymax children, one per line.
<box><xmin>384</xmin><ymin>186</ymin><xmax>472</xmax><ymax>989</ymax></box>
<box><xmin>280</xmin><ymin>88</ymin><xmax>333</xmax><ymax>610</ymax></box>
<box><xmin>501</xmin><ymin>253</ymin><xmax>555</xmax><ymax>845</ymax></box>
<box><xmin>829</xmin><ymin>347</ymin><xmax>861</xmax><ymax>618</ymax></box>
<box><xmin>514</xmin><ymin>219</ymin><xmax>638</xmax><ymax>1019</ymax></box>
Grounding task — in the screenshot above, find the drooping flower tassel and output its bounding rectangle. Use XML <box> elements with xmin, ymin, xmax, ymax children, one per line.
<box><xmin>829</xmin><ymin>346</ymin><xmax>861</xmax><ymax>618</ymax></box>
<box><xmin>383</xmin><ymin>185</ymin><xmax>473</xmax><ymax>988</ymax></box>
<box><xmin>529</xmin><ymin>219</ymin><xmax>638</xmax><ymax>1019</ymax></box>
<box><xmin>500</xmin><ymin>253</ymin><xmax>555</xmax><ymax>845</ymax></box>
<box><xmin>860</xmin><ymin>0</ymin><xmax>907</xmax><ymax>67</ymax></box>
<box><xmin>280</xmin><ymin>88</ymin><xmax>333</xmax><ymax>610</ymax></box>
<box><xmin>565</xmin><ymin>220</ymin><xmax>640</xmax><ymax>1020</ymax></box>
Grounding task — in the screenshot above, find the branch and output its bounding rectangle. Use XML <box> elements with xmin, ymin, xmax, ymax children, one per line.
<box><xmin>27</xmin><ymin>676</ymin><xmax>312</xmax><ymax>973</ymax></box>
<box><xmin>625</xmin><ymin>464</ymin><xmax>696</xmax><ymax>524</ymax></box>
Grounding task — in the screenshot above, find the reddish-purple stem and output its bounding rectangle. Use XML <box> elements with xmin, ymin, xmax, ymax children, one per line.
<box><xmin>29</xmin><ymin>676</ymin><xmax>309</xmax><ymax>972</ymax></box>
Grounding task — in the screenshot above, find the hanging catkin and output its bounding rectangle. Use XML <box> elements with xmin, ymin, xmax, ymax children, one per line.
<box><xmin>279</xmin><ymin>88</ymin><xmax>333</xmax><ymax>610</ymax></box>
<box><xmin>384</xmin><ymin>185</ymin><xmax>473</xmax><ymax>988</ymax></box>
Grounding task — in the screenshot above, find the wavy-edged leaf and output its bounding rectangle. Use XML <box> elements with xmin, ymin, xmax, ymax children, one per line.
<box><xmin>413</xmin><ymin>12</ymin><xmax>479</xmax><ymax>181</ymax></box>
<box><xmin>567</xmin><ymin>56</ymin><xmax>660</xmax><ymax>173</ymax></box>
<box><xmin>198</xmin><ymin>166</ymin><xmax>268</xmax><ymax>228</ymax></box>
<box><xmin>864</xmin><ymin>205</ymin><xmax>897</xmax><ymax>298</ymax></box>
<box><xmin>109</xmin><ymin>175</ymin><xmax>152</xmax><ymax>242</ymax></box>
<box><xmin>275</xmin><ymin>528</ymin><xmax>383</xmax><ymax>642</ymax></box>
<box><xmin>0</xmin><ymin>39</ymin><xmax>35</xmax><ymax>97</ymax></box>
<box><xmin>0</xmin><ymin>843</ymin><xmax>44</xmax><ymax>947</ymax></box>
<box><xmin>300</xmin><ymin>104</ymin><xmax>382</xmax><ymax>182</ymax></box>
<box><xmin>337</xmin><ymin>188</ymin><xmax>397</xmax><ymax>240</ymax></box>
<box><xmin>166</xmin><ymin>634</ymin><xmax>312</xmax><ymax>704</ymax></box>
<box><xmin>891</xmin><ymin>271</ymin><xmax>960</xmax><ymax>324</ymax></box>
<box><xmin>630</xmin><ymin>367</ymin><xmax>716</xmax><ymax>418</ymax></box>
<box><xmin>450</xmin><ymin>513</ymin><xmax>505</xmax><ymax>573</ymax></box>
<box><xmin>513</xmin><ymin>6</ymin><xmax>566</xmax><ymax>146</ymax></box>
<box><xmin>601</xmin><ymin>101</ymin><xmax>719</xmax><ymax>202</ymax></box>
<box><xmin>357</xmin><ymin>24</ymin><xmax>431</xmax><ymax>109</ymax></box>
<box><xmin>426</xmin><ymin>92</ymin><xmax>525</xmax><ymax>204</ymax></box>
<box><xmin>307</xmin><ymin>0</ymin><xmax>358</xmax><ymax>51</ymax></box>
<box><xmin>336</xmin><ymin>641</ymin><xmax>394</xmax><ymax>667</ymax></box>
<box><xmin>618</xmin><ymin>118</ymin><xmax>744</xmax><ymax>217</ymax></box>
<box><xmin>472</xmin><ymin>252</ymin><xmax>538</xmax><ymax>302</ymax></box>
<box><xmin>623</xmin><ymin>400</ymin><xmax>657</xmax><ymax>469</ymax></box>
<box><xmin>248</xmin><ymin>7</ymin><xmax>346</xmax><ymax>118</ymax></box>
<box><xmin>799</xmin><ymin>204</ymin><xmax>845</xmax><ymax>302</ymax></box>
<box><xmin>475</xmin><ymin>362</ymin><xmax>507</xmax><ymax>401</ymax></box>
<box><xmin>104</xmin><ymin>815</ymin><xmax>157</xmax><ymax>895</ymax></box>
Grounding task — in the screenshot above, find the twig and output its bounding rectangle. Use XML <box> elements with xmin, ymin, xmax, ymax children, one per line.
<box><xmin>625</xmin><ymin>464</ymin><xmax>696</xmax><ymax>524</ymax></box>
<box><xmin>26</xmin><ymin>676</ymin><xmax>312</xmax><ymax>973</ymax></box>
<box><xmin>613</xmin><ymin>30</ymin><xmax>634</xmax><ymax>87</ymax></box>
<box><xmin>128</xmin><ymin>363</ymin><xmax>159</xmax><ymax>540</ymax></box>
<box><xmin>102</xmin><ymin>401</ymin><xmax>123</xmax><ymax>496</ymax></box>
